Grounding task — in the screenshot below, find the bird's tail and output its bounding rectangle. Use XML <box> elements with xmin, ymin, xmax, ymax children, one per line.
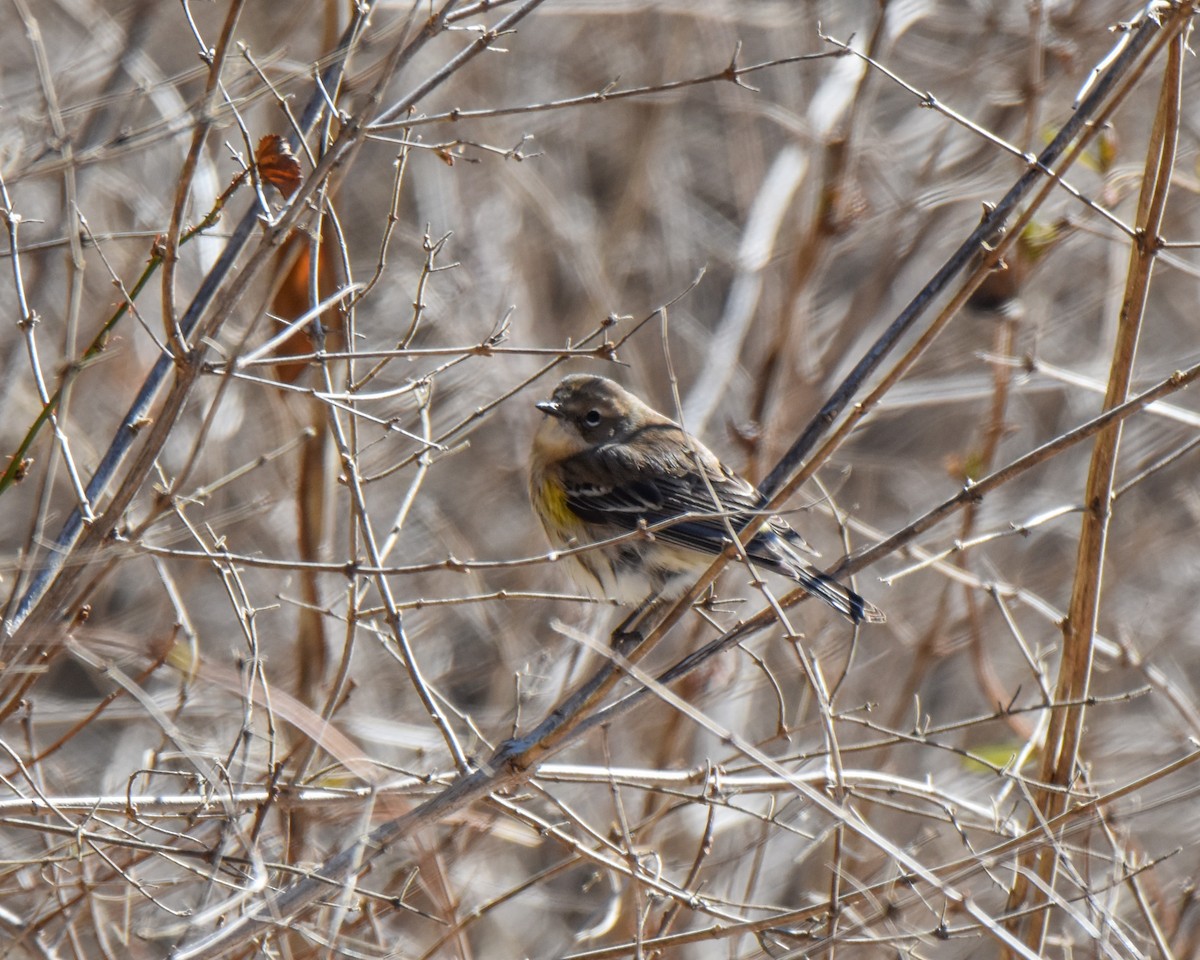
<box><xmin>791</xmin><ymin>565</ymin><xmax>886</xmax><ymax>624</ymax></box>
<box><xmin>760</xmin><ymin>535</ymin><xmax>885</xmax><ymax>624</ymax></box>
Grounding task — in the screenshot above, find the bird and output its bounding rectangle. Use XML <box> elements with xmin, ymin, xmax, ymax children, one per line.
<box><xmin>529</xmin><ymin>374</ymin><xmax>884</xmax><ymax>624</ymax></box>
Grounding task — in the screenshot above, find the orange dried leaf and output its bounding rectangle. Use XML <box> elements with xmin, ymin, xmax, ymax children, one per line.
<box><xmin>268</xmin><ymin>220</ymin><xmax>346</xmax><ymax>384</ymax></box>
<box><xmin>256</xmin><ymin>134</ymin><xmax>302</xmax><ymax>198</ymax></box>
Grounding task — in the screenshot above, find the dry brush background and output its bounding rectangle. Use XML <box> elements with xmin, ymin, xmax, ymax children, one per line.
<box><xmin>1</xmin><ymin>1</ymin><xmax>1199</xmax><ymax>958</ymax></box>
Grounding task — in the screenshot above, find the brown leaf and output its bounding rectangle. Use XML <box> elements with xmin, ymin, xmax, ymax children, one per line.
<box><xmin>255</xmin><ymin>134</ymin><xmax>302</xmax><ymax>198</ymax></box>
<box><xmin>268</xmin><ymin>219</ymin><xmax>346</xmax><ymax>384</ymax></box>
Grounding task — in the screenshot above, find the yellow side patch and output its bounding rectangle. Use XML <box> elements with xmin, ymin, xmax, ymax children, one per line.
<box><xmin>537</xmin><ymin>477</ymin><xmax>577</xmax><ymax>529</ymax></box>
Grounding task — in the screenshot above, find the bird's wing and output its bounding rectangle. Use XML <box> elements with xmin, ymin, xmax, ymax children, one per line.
<box><xmin>557</xmin><ymin>440</ymin><xmax>810</xmax><ymax>560</ymax></box>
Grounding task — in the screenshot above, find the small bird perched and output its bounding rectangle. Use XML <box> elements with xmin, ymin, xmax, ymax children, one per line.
<box><xmin>530</xmin><ymin>374</ymin><xmax>884</xmax><ymax>624</ymax></box>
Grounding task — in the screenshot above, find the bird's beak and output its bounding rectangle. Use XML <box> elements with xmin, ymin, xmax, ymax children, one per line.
<box><xmin>536</xmin><ymin>400</ymin><xmax>563</xmax><ymax>417</ymax></box>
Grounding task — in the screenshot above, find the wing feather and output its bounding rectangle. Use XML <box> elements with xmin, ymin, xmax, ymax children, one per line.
<box><xmin>557</xmin><ymin>433</ymin><xmax>805</xmax><ymax>563</ymax></box>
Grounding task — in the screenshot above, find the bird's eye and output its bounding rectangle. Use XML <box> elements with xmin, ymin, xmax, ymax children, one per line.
<box><xmin>582</xmin><ymin>409</ymin><xmax>602</xmax><ymax>428</ymax></box>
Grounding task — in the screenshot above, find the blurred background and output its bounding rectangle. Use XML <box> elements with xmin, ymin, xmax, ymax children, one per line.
<box><xmin>1</xmin><ymin>0</ymin><xmax>1199</xmax><ymax>957</ymax></box>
